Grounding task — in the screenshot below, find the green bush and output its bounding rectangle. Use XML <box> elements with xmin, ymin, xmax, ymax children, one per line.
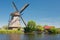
<box><xmin>36</xmin><ymin>25</ymin><xmax>44</xmax><ymax>31</ymax></box>
<box><xmin>56</xmin><ymin>28</ymin><xmax>60</xmax><ymax>34</ymax></box>
<box><xmin>24</xmin><ymin>20</ymin><xmax>36</xmax><ymax>33</ymax></box>
<box><xmin>24</xmin><ymin>27</ymin><xmax>32</xmax><ymax>33</ymax></box>
<box><xmin>49</xmin><ymin>27</ymin><xmax>57</xmax><ymax>34</ymax></box>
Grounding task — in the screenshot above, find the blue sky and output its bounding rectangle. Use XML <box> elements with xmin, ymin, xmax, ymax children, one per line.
<box><xmin>0</xmin><ymin>0</ymin><xmax>60</xmax><ymax>28</ymax></box>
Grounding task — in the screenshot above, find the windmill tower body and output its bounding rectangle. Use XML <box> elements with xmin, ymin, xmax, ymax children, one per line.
<box><xmin>8</xmin><ymin>12</ymin><xmax>20</xmax><ymax>29</ymax></box>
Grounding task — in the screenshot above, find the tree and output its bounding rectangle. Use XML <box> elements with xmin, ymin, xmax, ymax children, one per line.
<box><xmin>24</xmin><ymin>20</ymin><xmax>36</xmax><ymax>33</ymax></box>
<box><xmin>49</xmin><ymin>26</ymin><xmax>57</xmax><ymax>33</ymax></box>
<box><xmin>27</xmin><ymin>20</ymin><xmax>36</xmax><ymax>31</ymax></box>
<box><xmin>36</xmin><ymin>25</ymin><xmax>44</xmax><ymax>31</ymax></box>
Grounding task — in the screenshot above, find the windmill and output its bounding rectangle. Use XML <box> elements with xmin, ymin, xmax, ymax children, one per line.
<box><xmin>8</xmin><ymin>2</ymin><xmax>29</xmax><ymax>29</ymax></box>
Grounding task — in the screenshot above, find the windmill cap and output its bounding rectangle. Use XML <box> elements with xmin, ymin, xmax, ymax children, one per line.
<box><xmin>11</xmin><ymin>11</ymin><xmax>20</xmax><ymax>16</ymax></box>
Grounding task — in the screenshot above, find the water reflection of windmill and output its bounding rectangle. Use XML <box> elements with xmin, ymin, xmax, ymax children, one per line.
<box><xmin>9</xmin><ymin>34</ymin><xmax>20</xmax><ymax>40</ymax></box>
<box><xmin>8</xmin><ymin>2</ymin><xmax>29</xmax><ymax>29</ymax></box>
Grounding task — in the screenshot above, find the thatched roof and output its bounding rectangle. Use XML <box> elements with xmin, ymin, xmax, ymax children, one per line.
<box><xmin>11</xmin><ymin>12</ymin><xmax>20</xmax><ymax>16</ymax></box>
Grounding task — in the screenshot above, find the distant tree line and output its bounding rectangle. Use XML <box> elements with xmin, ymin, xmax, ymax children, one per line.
<box><xmin>24</xmin><ymin>20</ymin><xmax>59</xmax><ymax>34</ymax></box>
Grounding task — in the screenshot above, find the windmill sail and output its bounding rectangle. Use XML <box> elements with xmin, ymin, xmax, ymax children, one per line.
<box><xmin>19</xmin><ymin>3</ymin><xmax>29</xmax><ymax>26</ymax></box>
<box><xmin>20</xmin><ymin>16</ymin><xmax>26</xmax><ymax>26</ymax></box>
<box><xmin>12</xmin><ymin>2</ymin><xmax>19</xmax><ymax>12</ymax></box>
<box><xmin>19</xmin><ymin>4</ymin><xmax>29</xmax><ymax>13</ymax></box>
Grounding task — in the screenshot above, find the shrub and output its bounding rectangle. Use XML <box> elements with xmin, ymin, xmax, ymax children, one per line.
<box><xmin>49</xmin><ymin>26</ymin><xmax>57</xmax><ymax>34</ymax></box>
<box><xmin>24</xmin><ymin>20</ymin><xmax>36</xmax><ymax>33</ymax></box>
<box><xmin>36</xmin><ymin>25</ymin><xmax>44</xmax><ymax>31</ymax></box>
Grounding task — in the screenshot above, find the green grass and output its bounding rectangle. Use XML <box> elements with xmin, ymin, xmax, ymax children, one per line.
<box><xmin>0</xmin><ymin>30</ymin><xmax>24</xmax><ymax>34</ymax></box>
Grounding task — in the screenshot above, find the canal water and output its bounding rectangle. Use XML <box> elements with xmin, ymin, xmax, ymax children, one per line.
<box><xmin>0</xmin><ymin>34</ymin><xmax>60</xmax><ymax>40</ymax></box>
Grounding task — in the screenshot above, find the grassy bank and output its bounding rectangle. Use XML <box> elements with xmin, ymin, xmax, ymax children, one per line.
<box><xmin>0</xmin><ymin>28</ymin><xmax>60</xmax><ymax>34</ymax></box>
<box><xmin>0</xmin><ymin>30</ymin><xmax>24</xmax><ymax>34</ymax></box>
